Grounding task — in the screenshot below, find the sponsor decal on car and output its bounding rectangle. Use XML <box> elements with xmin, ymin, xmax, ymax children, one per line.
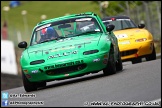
<box><xmin>47</xmin><ymin>50</ymin><xmax>78</xmax><ymax>60</ymax></box>
<box><xmin>44</xmin><ymin>60</ymin><xmax>84</xmax><ymax>69</ymax></box>
<box><xmin>56</xmin><ymin>38</ymin><xmax>72</xmax><ymax>43</ymax></box>
<box><xmin>36</xmin><ymin>24</ymin><xmax>51</xmax><ymax>31</ymax></box>
<box><xmin>75</xmin><ymin>18</ymin><xmax>92</xmax><ymax>21</ymax></box>
<box><xmin>29</xmin><ymin>41</ymin><xmax>91</xmax><ymax>56</ymax></box>
<box><xmin>31</xmin><ymin>70</ymin><xmax>39</xmax><ymax>74</ymax></box>
<box><xmin>51</xmin><ymin>46</ymin><xmax>75</xmax><ymax>52</ymax></box>
<box><xmin>116</xmin><ymin>34</ymin><xmax>128</xmax><ymax>39</ymax></box>
<box><xmin>118</xmin><ymin>41</ymin><xmax>130</xmax><ymax>44</ymax></box>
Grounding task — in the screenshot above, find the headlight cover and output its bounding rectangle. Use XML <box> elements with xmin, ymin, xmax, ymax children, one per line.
<box><xmin>135</xmin><ymin>38</ymin><xmax>147</xmax><ymax>42</ymax></box>
<box><xmin>83</xmin><ymin>50</ymin><xmax>99</xmax><ymax>55</ymax></box>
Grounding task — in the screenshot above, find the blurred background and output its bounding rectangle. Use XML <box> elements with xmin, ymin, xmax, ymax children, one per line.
<box><xmin>1</xmin><ymin>1</ymin><xmax>161</xmax><ymax>90</ymax></box>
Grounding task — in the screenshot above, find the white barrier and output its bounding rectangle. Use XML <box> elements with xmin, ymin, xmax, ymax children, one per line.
<box><xmin>1</xmin><ymin>40</ymin><xmax>18</xmax><ymax>75</ymax></box>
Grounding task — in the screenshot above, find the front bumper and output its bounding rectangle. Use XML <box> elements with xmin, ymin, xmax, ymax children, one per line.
<box><xmin>22</xmin><ymin>53</ymin><xmax>109</xmax><ymax>82</ymax></box>
<box><xmin>119</xmin><ymin>40</ymin><xmax>154</xmax><ymax>60</ymax></box>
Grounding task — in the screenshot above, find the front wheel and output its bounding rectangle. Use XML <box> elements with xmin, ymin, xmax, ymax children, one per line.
<box><xmin>145</xmin><ymin>44</ymin><xmax>156</xmax><ymax>61</ymax></box>
<box><xmin>37</xmin><ymin>82</ymin><xmax>46</xmax><ymax>89</ymax></box>
<box><xmin>22</xmin><ymin>72</ymin><xmax>37</xmax><ymax>92</ymax></box>
<box><xmin>103</xmin><ymin>48</ymin><xmax>116</xmax><ymax>75</ymax></box>
<box><xmin>116</xmin><ymin>48</ymin><xmax>123</xmax><ymax>71</ymax></box>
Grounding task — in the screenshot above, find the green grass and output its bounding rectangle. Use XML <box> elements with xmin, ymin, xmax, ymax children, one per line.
<box><xmin>1</xmin><ymin>1</ymin><xmax>100</xmax><ymax>44</ymax></box>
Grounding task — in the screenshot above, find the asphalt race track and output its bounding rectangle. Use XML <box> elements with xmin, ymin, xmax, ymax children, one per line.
<box><xmin>1</xmin><ymin>59</ymin><xmax>161</xmax><ymax>107</ymax></box>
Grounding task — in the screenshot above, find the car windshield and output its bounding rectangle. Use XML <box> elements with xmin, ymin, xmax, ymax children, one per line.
<box><xmin>30</xmin><ymin>17</ymin><xmax>103</xmax><ymax>46</ymax></box>
<box><xmin>103</xmin><ymin>19</ymin><xmax>137</xmax><ymax>31</ymax></box>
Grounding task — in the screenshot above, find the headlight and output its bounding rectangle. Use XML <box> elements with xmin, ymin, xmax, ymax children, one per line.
<box><xmin>135</xmin><ymin>38</ymin><xmax>147</xmax><ymax>42</ymax></box>
<box><xmin>30</xmin><ymin>60</ymin><xmax>45</xmax><ymax>65</ymax></box>
<box><xmin>83</xmin><ymin>50</ymin><xmax>99</xmax><ymax>55</ymax></box>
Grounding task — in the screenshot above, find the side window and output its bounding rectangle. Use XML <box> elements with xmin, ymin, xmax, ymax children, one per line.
<box><xmin>31</xmin><ymin>32</ymin><xmax>39</xmax><ymax>45</ymax></box>
<box><xmin>37</xmin><ymin>31</ymin><xmax>41</xmax><ymax>42</ymax></box>
<box><xmin>31</xmin><ymin>30</ymin><xmax>44</xmax><ymax>45</ymax></box>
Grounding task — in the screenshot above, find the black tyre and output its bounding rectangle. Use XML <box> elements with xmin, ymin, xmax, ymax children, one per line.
<box><xmin>103</xmin><ymin>48</ymin><xmax>116</xmax><ymax>75</ymax></box>
<box><xmin>22</xmin><ymin>72</ymin><xmax>37</xmax><ymax>92</ymax></box>
<box><xmin>116</xmin><ymin>48</ymin><xmax>123</xmax><ymax>71</ymax></box>
<box><xmin>145</xmin><ymin>44</ymin><xmax>156</xmax><ymax>61</ymax></box>
<box><xmin>132</xmin><ymin>58</ymin><xmax>142</xmax><ymax>64</ymax></box>
<box><xmin>37</xmin><ymin>82</ymin><xmax>46</xmax><ymax>88</ymax></box>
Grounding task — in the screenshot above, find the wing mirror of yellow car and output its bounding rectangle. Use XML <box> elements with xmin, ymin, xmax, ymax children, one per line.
<box><xmin>138</xmin><ymin>24</ymin><xmax>145</xmax><ymax>28</ymax></box>
<box><xmin>106</xmin><ymin>24</ymin><xmax>115</xmax><ymax>32</ymax></box>
<box><xmin>18</xmin><ymin>41</ymin><xmax>28</xmax><ymax>49</ymax></box>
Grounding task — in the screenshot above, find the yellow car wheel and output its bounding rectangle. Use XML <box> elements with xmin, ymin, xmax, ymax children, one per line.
<box><xmin>145</xmin><ymin>44</ymin><xmax>156</xmax><ymax>61</ymax></box>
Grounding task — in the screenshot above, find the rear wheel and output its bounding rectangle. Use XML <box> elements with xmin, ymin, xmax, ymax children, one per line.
<box><xmin>145</xmin><ymin>44</ymin><xmax>156</xmax><ymax>61</ymax></box>
<box><xmin>103</xmin><ymin>48</ymin><xmax>116</xmax><ymax>75</ymax></box>
<box><xmin>22</xmin><ymin>72</ymin><xmax>37</xmax><ymax>92</ymax></box>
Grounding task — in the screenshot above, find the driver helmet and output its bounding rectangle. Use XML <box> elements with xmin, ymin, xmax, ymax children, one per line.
<box><xmin>40</xmin><ymin>27</ymin><xmax>55</xmax><ymax>39</ymax></box>
<box><xmin>46</xmin><ymin>27</ymin><xmax>55</xmax><ymax>38</ymax></box>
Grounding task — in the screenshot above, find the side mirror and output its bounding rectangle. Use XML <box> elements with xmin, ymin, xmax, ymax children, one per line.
<box><xmin>106</xmin><ymin>24</ymin><xmax>115</xmax><ymax>32</ymax></box>
<box><xmin>138</xmin><ymin>24</ymin><xmax>145</xmax><ymax>28</ymax></box>
<box><xmin>18</xmin><ymin>41</ymin><xmax>27</xmax><ymax>49</ymax></box>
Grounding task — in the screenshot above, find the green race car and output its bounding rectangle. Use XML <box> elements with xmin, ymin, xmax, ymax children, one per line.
<box><xmin>18</xmin><ymin>12</ymin><xmax>123</xmax><ymax>92</ymax></box>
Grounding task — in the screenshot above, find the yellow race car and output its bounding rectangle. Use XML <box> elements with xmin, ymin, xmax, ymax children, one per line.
<box><xmin>102</xmin><ymin>16</ymin><xmax>156</xmax><ymax>64</ymax></box>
